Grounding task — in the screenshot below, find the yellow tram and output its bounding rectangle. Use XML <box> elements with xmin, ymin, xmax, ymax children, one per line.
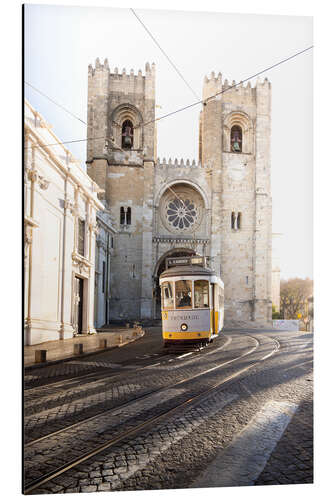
<box><xmin>159</xmin><ymin>256</ymin><xmax>224</xmax><ymax>347</ymax></box>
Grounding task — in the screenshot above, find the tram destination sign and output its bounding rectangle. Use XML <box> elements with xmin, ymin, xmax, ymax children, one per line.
<box><xmin>166</xmin><ymin>256</ymin><xmax>207</xmax><ymax>268</ymax></box>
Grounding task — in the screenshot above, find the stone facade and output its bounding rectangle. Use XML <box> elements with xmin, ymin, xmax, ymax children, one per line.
<box><xmin>272</xmin><ymin>234</ymin><xmax>281</xmax><ymax>313</ymax></box>
<box><xmin>86</xmin><ymin>60</ymin><xmax>272</xmax><ymax>325</ymax></box>
<box><xmin>24</xmin><ymin>100</ymin><xmax>104</xmax><ymax>345</ymax></box>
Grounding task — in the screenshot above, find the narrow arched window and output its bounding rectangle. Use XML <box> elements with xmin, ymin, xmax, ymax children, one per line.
<box><xmin>126</xmin><ymin>207</ymin><xmax>131</xmax><ymax>225</ymax></box>
<box><xmin>231</xmin><ymin>125</ymin><xmax>242</xmax><ymax>153</ymax></box>
<box><xmin>121</xmin><ymin>120</ymin><xmax>134</xmax><ymax>149</ymax></box>
<box><xmin>231</xmin><ymin>212</ymin><xmax>236</xmax><ymax>229</ymax></box>
<box><xmin>237</xmin><ymin>212</ymin><xmax>241</xmax><ymax>229</ymax></box>
<box><xmin>120</xmin><ymin>207</ymin><xmax>125</xmax><ymax>225</ymax></box>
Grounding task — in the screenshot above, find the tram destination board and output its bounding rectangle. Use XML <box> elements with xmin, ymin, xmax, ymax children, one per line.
<box><xmin>166</xmin><ymin>256</ymin><xmax>207</xmax><ymax>268</ymax></box>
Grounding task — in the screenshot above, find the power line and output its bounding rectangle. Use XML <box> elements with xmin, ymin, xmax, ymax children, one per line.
<box><xmin>130</xmin><ymin>8</ymin><xmax>200</xmax><ymax>100</ymax></box>
<box><xmin>142</xmin><ymin>45</ymin><xmax>314</xmax><ymax>128</ymax></box>
<box><xmin>25</xmin><ymin>82</ymin><xmax>127</xmax><ymax>152</ymax></box>
<box><xmin>24</xmin><ymin>45</ymin><xmax>313</xmax><ymax>150</ymax></box>
<box><xmin>25</xmin><ymin>81</ymin><xmax>87</xmax><ymax>125</ymax></box>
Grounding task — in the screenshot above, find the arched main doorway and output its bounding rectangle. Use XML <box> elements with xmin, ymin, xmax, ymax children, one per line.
<box><xmin>153</xmin><ymin>248</ymin><xmax>197</xmax><ymax>319</ymax></box>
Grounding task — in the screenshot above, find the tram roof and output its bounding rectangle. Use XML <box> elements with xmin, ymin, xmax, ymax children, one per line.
<box><xmin>160</xmin><ymin>265</ymin><xmax>222</xmax><ymax>283</ymax></box>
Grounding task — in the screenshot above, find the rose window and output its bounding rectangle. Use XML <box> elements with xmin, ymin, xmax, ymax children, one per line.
<box><xmin>166</xmin><ymin>198</ymin><xmax>197</xmax><ymax>229</ymax></box>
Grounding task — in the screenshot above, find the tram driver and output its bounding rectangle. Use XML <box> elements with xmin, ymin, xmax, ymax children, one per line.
<box><xmin>179</xmin><ymin>291</ymin><xmax>191</xmax><ymax>307</ymax></box>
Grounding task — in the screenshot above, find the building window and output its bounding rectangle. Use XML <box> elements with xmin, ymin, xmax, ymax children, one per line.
<box><xmin>231</xmin><ymin>125</ymin><xmax>242</xmax><ymax>153</ymax></box>
<box><xmin>237</xmin><ymin>212</ymin><xmax>241</xmax><ymax>229</ymax></box>
<box><xmin>231</xmin><ymin>212</ymin><xmax>236</xmax><ymax>229</ymax></box>
<box><xmin>102</xmin><ymin>261</ymin><xmax>106</xmax><ymax>293</ymax></box>
<box><xmin>120</xmin><ymin>207</ymin><xmax>125</xmax><ymax>225</ymax></box>
<box><xmin>126</xmin><ymin>207</ymin><xmax>131</xmax><ymax>225</ymax></box>
<box><xmin>121</xmin><ymin>120</ymin><xmax>134</xmax><ymax>149</ymax></box>
<box><xmin>231</xmin><ymin>211</ymin><xmax>242</xmax><ymax>230</ymax></box>
<box><xmin>166</xmin><ymin>198</ymin><xmax>198</xmax><ymax>230</ymax></box>
<box><xmin>78</xmin><ymin>219</ymin><xmax>85</xmax><ymax>256</ymax></box>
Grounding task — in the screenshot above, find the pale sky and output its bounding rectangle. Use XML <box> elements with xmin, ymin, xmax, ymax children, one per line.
<box><xmin>24</xmin><ymin>4</ymin><xmax>313</xmax><ymax>280</ymax></box>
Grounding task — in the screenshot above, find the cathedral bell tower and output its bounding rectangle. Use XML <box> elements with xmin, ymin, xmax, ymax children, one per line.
<box><xmin>200</xmin><ymin>72</ymin><xmax>272</xmax><ymax>325</ymax></box>
<box><xmin>86</xmin><ymin>58</ymin><xmax>156</xmax><ymax>320</ymax></box>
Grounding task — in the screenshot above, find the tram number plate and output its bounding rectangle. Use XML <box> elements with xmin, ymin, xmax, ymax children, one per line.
<box><xmin>162</xmin><ymin>311</ymin><xmax>168</xmax><ymax>320</ymax></box>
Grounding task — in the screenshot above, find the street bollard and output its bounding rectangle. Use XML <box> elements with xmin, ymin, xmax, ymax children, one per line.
<box><xmin>99</xmin><ymin>339</ymin><xmax>108</xmax><ymax>349</ymax></box>
<box><xmin>74</xmin><ymin>343</ymin><xmax>84</xmax><ymax>355</ymax></box>
<box><xmin>35</xmin><ymin>350</ymin><xmax>47</xmax><ymax>363</ymax></box>
<box><xmin>118</xmin><ymin>335</ymin><xmax>122</xmax><ymax>345</ymax></box>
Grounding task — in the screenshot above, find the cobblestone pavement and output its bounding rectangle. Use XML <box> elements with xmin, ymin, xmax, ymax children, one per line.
<box><xmin>23</xmin><ymin>332</ymin><xmax>238</xmax><ymax>441</ymax></box>
<box><xmin>23</xmin><ymin>328</ymin><xmax>313</xmax><ymax>494</ymax></box>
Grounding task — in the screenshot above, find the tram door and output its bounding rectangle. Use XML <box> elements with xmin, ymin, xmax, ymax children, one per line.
<box><xmin>211</xmin><ymin>284</ymin><xmax>216</xmax><ymax>334</ymax></box>
<box><xmin>73</xmin><ymin>276</ymin><xmax>84</xmax><ymax>334</ymax></box>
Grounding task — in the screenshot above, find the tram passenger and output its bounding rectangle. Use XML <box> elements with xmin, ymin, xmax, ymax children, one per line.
<box><xmin>178</xmin><ymin>291</ymin><xmax>191</xmax><ymax>307</ymax></box>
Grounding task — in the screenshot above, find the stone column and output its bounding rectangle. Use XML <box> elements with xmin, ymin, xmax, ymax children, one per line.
<box><xmin>60</xmin><ymin>177</ymin><xmax>76</xmax><ymax>340</ymax></box>
<box><xmin>254</xmin><ymin>79</ymin><xmax>272</xmax><ymax>323</ymax></box>
<box><xmin>87</xmin><ymin>214</ymin><xmax>98</xmax><ymax>334</ymax></box>
<box><xmin>140</xmin><ymin>160</ymin><xmax>154</xmax><ymax>318</ymax></box>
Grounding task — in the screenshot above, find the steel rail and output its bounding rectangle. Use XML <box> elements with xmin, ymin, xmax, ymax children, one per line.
<box><xmin>24</xmin><ymin>335</ymin><xmax>278</xmax><ymax>494</ymax></box>
<box><xmin>23</xmin><ymin>336</ymin><xmax>236</xmax><ymax>447</ymax></box>
<box><xmin>24</xmin><ymin>335</ymin><xmax>231</xmax><ymax>394</ymax></box>
<box><xmin>24</xmin><ymin>349</ymin><xmax>176</xmax><ymax>392</ymax></box>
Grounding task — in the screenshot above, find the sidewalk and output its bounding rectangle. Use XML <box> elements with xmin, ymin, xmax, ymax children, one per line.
<box><xmin>24</xmin><ymin>325</ymin><xmax>145</xmax><ymax>368</ymax></box>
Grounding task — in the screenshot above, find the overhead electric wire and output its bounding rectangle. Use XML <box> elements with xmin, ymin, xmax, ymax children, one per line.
<box><xmin>25</xmin><ymin>81</ymin><xmax>87</xmax><ymax>125</ymax></box>
<box><xmin>130</xmin><ymin>8</ymin><xmax>200</xmax><ymax>100</ymax></box>
<box><xmin>142</xmin><ymin>44</ymin><xmax>314</xmax><ymax>128</ymax></box>
<box><xmin>24</xmin><ymin>45</ymin><xmax>313</xmax><ymax>150</ymax></box>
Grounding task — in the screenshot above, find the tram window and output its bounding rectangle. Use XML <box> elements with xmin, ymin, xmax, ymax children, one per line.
<box><xmin>194</xmin><ymin>280</ymin><xmax>209</xmax><ymax>308</ymax></box>
<box><xmin>161</xmin><ymin>282</ymin><xmax>174</xmax><ymax>310</ymax></box>
<box><xmin>175</xmin><ymin>280</ymin><xmax>193</xmax><ymax>309</ymax></box>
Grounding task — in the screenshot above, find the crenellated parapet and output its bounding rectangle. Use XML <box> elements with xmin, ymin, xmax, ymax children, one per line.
<box><xmin>202</xmin><ymin>71</ymin><xmax>223</xmax><ymax>101</ymax></box>
<box><xmin>88</xmin><ymin>59</ymin><xmax>155</xmax><ymax>98</ymax></box>
<box><xmin>88</xmin><ymin>59</ymin><xmax>156</xmax><ymax>101</ymax></box>
<box><xmin>202</xmin><ymin>71</ymin><xmax>271</xmax><ymax>103</ymax></box>
<box><xmin>88</xmin><ymin>58</ymin><xmax>155</xmax><ymax>78</ymax></box>
<box><xmin>155</xmin><ymin>158</ymin><xmax>209</xmax><ymax>169</ymax></box>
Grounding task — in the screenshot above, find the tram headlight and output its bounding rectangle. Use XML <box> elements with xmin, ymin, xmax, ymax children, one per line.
<box><xmin>181</xmin><ymin>323</ymin><xmax>188</xmax><ymax>331</ymax></box>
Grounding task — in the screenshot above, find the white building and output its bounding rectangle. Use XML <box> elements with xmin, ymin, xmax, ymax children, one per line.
<box><xmin>24</xmin><ymin>100</ymin><xmax>104</xmax><ymax>345</ymax></box>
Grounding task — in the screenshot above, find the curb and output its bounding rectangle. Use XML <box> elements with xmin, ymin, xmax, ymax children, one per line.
<box><xmin>24</xmin><ymin>331</ymin><xmax>145</xmax><ymax>371</ymax></box>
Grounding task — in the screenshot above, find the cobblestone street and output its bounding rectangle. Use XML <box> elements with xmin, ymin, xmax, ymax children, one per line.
<box><xmin>23</xmin><ymin>327</ymin><xmax>313</xmax><ymax>494</ymax></box>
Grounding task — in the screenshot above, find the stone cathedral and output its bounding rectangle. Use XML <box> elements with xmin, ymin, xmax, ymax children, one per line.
<box><xmin>86</xmin><ymin>58</ymin><xmax>272</xmax><ymax>325</ymax></box>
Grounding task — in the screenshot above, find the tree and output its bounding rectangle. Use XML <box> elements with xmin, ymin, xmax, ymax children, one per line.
<box><xmin>272</xmin><ymin>304</ymin><xmax>282</xmax><ymax>319</ymax></box>
<box><xmin>280</xmin><ymin>278</ymin><xmax>313</xmax><ymax>320</ymax></box>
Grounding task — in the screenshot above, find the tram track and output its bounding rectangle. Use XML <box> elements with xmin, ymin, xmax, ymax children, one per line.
<box><xmin>24</xmin><ymin>336</ymin><xmax>231</xmax><ymax>394</ymax></box>
<box><xmin>24</xmin><ymin>336</ymin><xmax>232</xmax><ymax>416</ymax></box>
<box><xmin>24</xmin><ymin>351</ymin><xmax>170</xmax><ymax>391</ymax></box>
<box><xmin>24</xmin><ymin>337</ymin><xmax>234</xmax><ymax>433</ymax></box>
<box><xmin>23</xmin><ymin>335</ymin><xmax>241</xmax><ymax>447</ymax></box>
<box><xmin>24</xmin><ymin>334</ymin><xmax>279</xmax><ymax>494</ymax></box>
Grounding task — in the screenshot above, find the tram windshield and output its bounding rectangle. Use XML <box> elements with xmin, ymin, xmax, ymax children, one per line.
<box><xmin>194</xmin><ymin>280</ymin><xmax>209</xmax><ymax>308</ymax></box>
<box><xmin>175</xmin><ymin>280</ymin><xmax>192</xmax><ymax>309</ymax></box>
<box><xmin>161</xmin><ymin>282</ymin><xmax>174</xmax><ymax>310</ymax></box>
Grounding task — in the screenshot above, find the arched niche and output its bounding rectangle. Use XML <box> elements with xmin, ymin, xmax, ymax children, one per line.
<box><xmin>110</xmin><ymin>104</ymin><xmax>143</xmax><ymax>150</ymax></box>
<box><xmin>223</xmin><ymin>111</ymin><xmax>254</xmax><ymax>154</ymax></box>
